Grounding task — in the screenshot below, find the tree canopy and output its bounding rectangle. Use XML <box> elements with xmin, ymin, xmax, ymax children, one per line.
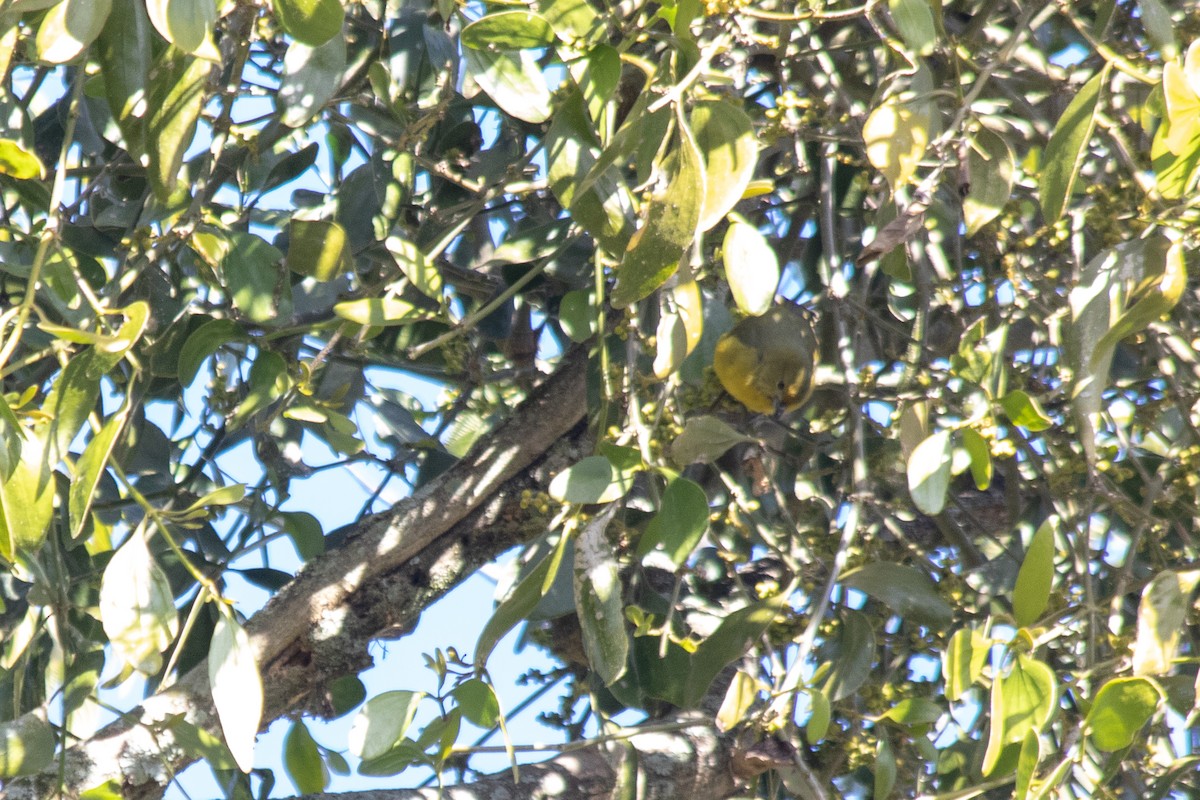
<box><xmin>1</xmin><ymin>0</ymin><xmax>1199</xmax><ymax>798</ymax></box>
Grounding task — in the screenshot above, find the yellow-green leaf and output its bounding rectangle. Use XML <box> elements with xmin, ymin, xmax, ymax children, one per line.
<box><xmin>145</xmin><ymin>0</ymin><xmax>215</xmax><ymax>54</ymax></box>
<box><xmin>943</xmin><ymin>627</ymin><xmax>989</xmax><ymax>702</ymax></box>
<box><xmin>723</xmin><ymin>219</ymin><xmax>779</xmax><ymax>316</ymax></box>
<box><xmin>386</xmin><ymin>236</ymin><xmax>441</xmax><ymax>299</ymax></box>
<box><xmin>1012</xmin><ymin>517</ymin><xmax>1057</xmax><ymax>627</ymax></box>
<box><xmin>889</xmin><ymin>0</ymin><xmax>936</xmax><ymax>56</ymax></box>
<box><xmin>907</xmin><ymin>429</ymin><xmax>952</xmax><ymax>515</ymax></box>
<box><xmin>463</xmin><ymin>47</ymin><xmax>552</xmax><ymax>124</ymax></box>
<box><xmin>1132</xmin><ymin>569</ymin><xmax>1200</xmax><ymax>676</ymax></box>
<box><xmin>612</xmin><ymin>112</ymin><xmax>705</xmax><ymax>308</ymax></box>
<box><xmin>864</xmin><ymin>93</ymin><xmax>929</xmax><ymax>191</ymax></box>
<box><xmin>691</xmin><ymin>99</ymin><xmax>757</xmax><ymax>232</ymax></box>
<box><xmin>280</xmin><ymin>35</ymin><xmax>346</xmax><ymax>128</ymax></box>
<box><xmin>1039</xmin><ymin>67</ymin><xmax>1108</xmax><ymax>224</ymax></box>
<box><xmin>146</xmin><ymin>51</ymin><xmax>211</xmax><ymax>201</ymax></box>
<box><xmin>272</xmin><ymin>0</ymin><xmax>344</xmax><ymax>46</ymax></box>
<box><xmin>333</xmin><ymin>298</ymin><xmax>431</xmax><ymax>326</ymax></box>
<box><xmin>209</xmin><ymin>611</ymin><xmax>263</xmax><ymax>772</ymax></box>
<box><xmin>99</xmin><ymin>531</ymin><xmax>179</xmax><ymax>674</ymax></box>
<box><xmin>0</xmin><ymin>140</ymin><xmax>45</xmax><ymax>181</ymax></box>
<box><xmin>963</xmin><ymin>128</ymin><xmax>1015</xmax><ymax>235</ymax></box>
<box><xmin>35</xmin><ymin>0</ymin><xmax>111</xmax><ymax>63</ymax></box>
<box><xmin>1085</xmin><ymin>677</ymin><xmax>1162</xmax><ymax>752</ymax></box>
<box><xmin>0</xmin><ymin>430</ymin><xmax>56</xmax><ymax>559</ymax></box>
<box><xmin>0</xmin><ymin>711</ymin><xmax>55</xmax><ymax>778</ymax></box>
<box><xmin>70</xmin><ymin>406</ymin><xmax>130</xmax><ymax>540</ymax></box>
<box><xmin>461</xmin><ymin>11</ymin><xmax>555</xmax><ymax>50</ymax></box>
<box><xmin>286</xmin><ymin>219</ymin><xmax>349</xmax><ymax>281</ymax></box>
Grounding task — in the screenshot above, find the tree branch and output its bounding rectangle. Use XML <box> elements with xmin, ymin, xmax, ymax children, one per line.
<box><xmin>5</xmin><ymin>350</ymin><xmax>591</xmax><ymax>799</ymax></box>
<box><xmin>282</xmin><ymin>713</ymin><xmax>736</xmax><ymax>800</ymax></box>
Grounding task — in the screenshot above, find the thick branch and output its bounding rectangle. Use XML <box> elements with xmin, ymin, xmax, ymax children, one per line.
<box><xmin>284</xmin><ymin>714</ymin><xmax>737</xmax><ymax>800</ymax></box>
<box><xmin>4</xmin><ymin>350</ymin><xmax>590</xmax><ymax>799</ymax></box>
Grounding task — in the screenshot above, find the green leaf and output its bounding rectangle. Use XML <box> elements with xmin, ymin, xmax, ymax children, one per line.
<box><xmin>280</xmin><ymin>510</ymin><xmax>325</xmax><ymax>562</ymax></box>
<box><xmin>840</xmin><ymin>562</ymin><xmax>954</xmax><ymax>627</ymax></box>
<box><xmin>691</xmin><ymin>99</ymin><xmax>757</xmax><ymax>232</ymax></box>
<box><xmin>715</xmin><ymin>670</ymin><xmax>759</xmax><ymax>731</ymax></box>
<box><xmin>864</xmin><ymin>92</ymin><xmax>930</xmax><ymax>191</ymax></box>
<box><xmin>492</xmin><ymin>219</ymin><xmax>574</xmax><ymax>264</ymax></box>
<box><xmin>452</xmin><ymin>679</ymin><xmax>501</xmax><ymax>728</ymax></box>
<box><xmin>1015</xmin><ymin>730</ymin><xmax>1041</xmax><ymax>800</ymax></box>
<box><xmin>960</xmin><ymin>427</ymin><xmax>992</xmax><ymax>490</ymax></box>
<box><xmin>888</xmin><ymin>0</ymin><xmax>936</xmax><ymax>55</ymax></box>
<box><xmin>70</xmin><ymin>405</ymin><xmax>129</xmax><ymax>540</ymax></box>
<box><xmin>35</xmin><ymin>0</ymin><xmax>111</xmax><ymax>63</ymax></box>
<box><xmin>208</xmin><ymin>611</ymin><xmax>263</xmax><ymax>773</ymax></box>
<box><xmin>1132</xmin><ymin>569</ymin><xmax>1200</xmax><ymax>676</ymax></box>
<box><xmin>1012</xmin><ymin>517</ymin><xmax>1057</xmax><ymax>627</ymax></box>
<box><xmin>461</xmin><ymin>11</ymin><xmax>555</xmax><ymax>50</ymax></box>
<box><xmin>874</xmin><ymin>734</ymin><xmax>897</xmax><ymax>800</ymax></box>
<box><xmin>558</xmin><ymin>289</ymin><xmax>597</xmax><ymax>343</ymax></box>
<box><xmin>180</xmin><ymin>483</ymin><xmax>246</xmax><ymax>514</ymax></box>
<box><xmin>386</xmin><ymin>235</ymin><xmax>442</xmax><ymax>299</ymax></box>
<box><xmin>1091</xmin><ymin>237</ymin><xmax>1186</xmax><ymax>361</ymax></box>
<box><xmin>333</xmin><ymin>298</ymin><xmax>431</xmax><ymax>326</ymax></box>
<box><xmin>1140</xmin><ymin>0</ymin><xmax>1176</xmax><ymax>59</ymax></box>
<box><xmin>0</xmin><ymin>711</ymin><xmax>55</xmax><ymax>778</ymax></box>
<box><xmin>178</xmin><ymin>319</ymin><xmax>251</xmax><ymax>387</ymax></box>
<box><xmin>612</xmin><ymin>114</ymin><xmax>705</xmax><ymax>308</ymax></box>
<box><xmin>146</xmin><ymin>0</ymin><xmax>215</xmax><ymax>54</ymax></box>
<box><xmin>0</xmin><ymin>430</ymin><xmax>56</xmax><ymax>559</ymax></box>
<box><xmin>537</xmin><ymin>0</ymin><xmax>602</xmax><ymax>43</ymax></box>
<box><xmin>272</xmin><ymin>0</ymin><xmax>344</xmax><ymax>46</ymax></box>
<box><xmin>943</xmin><ymin>627</ymin><xmax>989</xmax><ymax>702</ymax></box>
<box><xmin>722</xmin><ymin>220</ymin><xmax>779</xmax><ymax>316</ymax></box>
<box><xmin>984</xmin><ymin>653</ymin><xmax>1056</xmax><ymax>775</ymax></box>
<box><xmin>573</xmin><ymin>506</ymin><xmax>627</xmax><ymax>684</ymax></box>
<box><xmin>1151</xmin><ymin>115</ymin><xmax>1200</xmax><ymax>199</ymax></box>
<box><xmin>1069</xmin><ymin>234</ymin><xmax>1181</xmax><ymax>461</ymax></box>
<box><xmin>1000</xmin><ymin>389</ymin><xmax>1053</xmax><ymax>432</ymax></box>
<box><xmin>225</xmin><ymin>232</ymin><xmax>291</xmax><ymax>324</ymax></box>
<box><xmin>96</xmin><ymin>0</ymin><xmax>152</xmax><ymax>156</ymax></box>
<box><xmin>44</xmin><ymin>349</ymin><xmax>101</xmax><ymax>462</ymax></box>
<box><xmin>0</xmin><ymin>397</ymin><xmax>23</xmax><ymax>483</ymax></box>
<box><xmin>328</xmin><ymin>675</ymin><xmax>366</xmax><ymax>716</ymax></box>
<box><xmin>879</xmin><ymin>697</ymin><xmax>943</xmax><ymax>725</ymax></box>
<box><xmin>229</xmin><ymin>350</ymin><xmax>291</xmax><ymax>429</ymax></box>
<box><xmin>1085</xmin><ymin>677</ymin><xmax>1162</xmax><ymax>752</ymax></box>
<box><xmin>671</xmin><ymin>415</ymin><xmax>753</xmax><ymax>465</ymax></box>
<box><xmin>146</xmin><ymin>50</ymin><xmax>211</xmax><ymax>201</ymax></box>
<box><xmin>820</xmin><ymin>609</ymin><xmax>876</xmax><ymax>702</ymax></box>
<box><xmin>806</xmin><ymin>687</ymin><xmax>831</xmax><ymax>742</ymax></box>
<box><xmin>907</xmin><ymin>429</ymin><xmax>952</xmax><ymax>515</ymax></box>
<box><xmin>548</xmin><ymin>455</ymin><xmax>632</xmax><ymax>504</ymax></box>
<box><xmin>684</xmin><ymin>591</ymin><xmax>787</xmax><ymax>707</ymax></box>
<box><xmin>348</xmin><ymin>690</ymin><xmax>426</xmax><ymax>761</ymax></box>
<box><xmin>286</xmin><ymin>219</ymin><xmax>349</xmax><ymax>281</ymax></box>
<box><xmin>99</xmin><ymin>531</ymin><xmax>179</xmax><ymax>674</ymax></box>
<box><xmin>963</xmin><ymin>128</ymin><xmax>1015</xmax><ymax>235</ymax></box>
<box><xmin>0</xmin><ymin>139</ymin><xmax>45</xmax><ymax>181</ymax></box>
<box><xmin>280</xmin><ymin>35</ymin><xmax>347</xmax><ymax>128</ymax></box>
<box><xmin>475</xmin><ymin>532</ymin><xmax>569</xmax><ymax>667</ymax></box>
<box><xmin>463</xmin><ymin>47</ymin><xmax>552</xmax><ymax>124</ymax></box>
<box><xmin>284</xmin><ymin>720</ymin><xmax>328</xmax><ymax>794</ymax></box>
<box><xmin>1039</xmin><ymin>67</ymin><xmax>1108</xmax><ymax>224</ymax></box>
<box><xmin>574</xmin><ymin>43</ymin><xmax>621</xmax><ymax>124</ymax></box>
<box><xmin>638</xmin><ymin>477</ymin><xmax>709</xmax><ymax>567</ymax></box>
<box><xmin>545</xmin><ymin>91</ymin><xmax>635</xmax><ymax>252</ymax></box>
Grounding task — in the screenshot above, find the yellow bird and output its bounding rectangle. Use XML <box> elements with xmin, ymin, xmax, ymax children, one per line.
<box><xmin>713</xmin><ymin>305</ymin><xmax>818</xmax><ymax>414</ymax></box>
